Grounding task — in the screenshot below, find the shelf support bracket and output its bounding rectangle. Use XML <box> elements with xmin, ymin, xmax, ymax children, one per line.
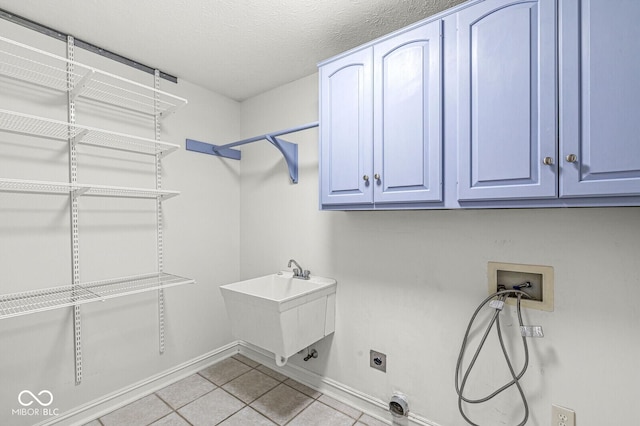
<box><xmin>185</xmin><ymin>139</ymin><xmax>241</xmax><ymax>160</ymax></box>
<box><xmin>69</xmin><ymin>69</ymin><xmax>95</xmax><ymax>101</ymax></box>
<box><xmin>72</xmin><ymin>186</ymin><xmax>89</xmax><ymax>197</ymax></box>
<box><xmin>185</xmin><ymin>121</ymin><xmax>317</xmax><ymax>184</ymax></box>
<box><xmin>72</xmin><ymin>128</ymin><xmax>89</xmax><ymax>146</ymax></box>
<box><xmin>159</xmin><ymin>104</ymin><xmax>180</xmax><ymax>121</ymax></box>
<box><xmin>265</xmin><ymin>135</ymin><xmax>298</xmax><ymax>183</ymax></box>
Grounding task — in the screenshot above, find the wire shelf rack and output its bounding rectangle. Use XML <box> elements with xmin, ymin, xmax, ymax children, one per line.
<box><xmin>0</xmin><ymin>35</ymin><xmax>187</xmax><ymax>118</ymax></box>
<box><xmin>0</xmin><ymin>109</ymin><xmax>180</xmax><ymax>155</ymax></box>
<box><xmin>0</xmin><ymin>273</ymin><xmax>195</xmax><ymax>320</ymax></box>
<box><xmin>0</xmin><ymin>178</ymin><xmax>76</xmax><ymax>195</ymax></box>
<box><xmin>82</xmin><ymin>182</ymin><xmax>180</xmax><ymax>199</ymax></box>
<box><xmin>0</xmin><ymin>178</ymin><xmax>180</xmax><ymax>199</ymax></box>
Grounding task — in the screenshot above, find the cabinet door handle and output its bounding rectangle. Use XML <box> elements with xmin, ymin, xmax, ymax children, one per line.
<box><xmin>565</xmin><ymin>154</ymin><xmax>578</xmax><ymax>163</ymax></box>
<box><xmin>363</xmin><ymin>175</ymin><xmax>369</xmax><ymax>182</ymax></box>
<box><xmin>374</xmin><ymin>173</ymin><xmax>381</xmax><ymax>181</ymax></box>
<box><xmin>542</xmin><ymin>157</ymin><xmax>554</xmax><ymax>166</ymax></box>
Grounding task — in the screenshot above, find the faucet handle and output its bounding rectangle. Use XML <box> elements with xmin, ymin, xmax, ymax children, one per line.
<box><xmin>302</xmin><ymin>270</ymin><xmax>311</xmax><ymax>279</ymax></box>
<box><xmin>293</xmin><ymin>268</ymin><xmax>301</xmax><ymax>277</ymax></box>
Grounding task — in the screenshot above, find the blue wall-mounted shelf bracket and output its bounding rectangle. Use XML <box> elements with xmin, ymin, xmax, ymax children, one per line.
<box><xmin>186</xmin><ymin>121</ymin><xmax>318</xmax><ymax>184</ymax></box>
<box><xmin>265</xmin><ymin>135</ymin><xmax>298</xmax><ymax>183</ymax></box>
<box><xmin>185</xmin><ymin>139</ymin><xmax>241</xmax><ymax>160</ymax></box>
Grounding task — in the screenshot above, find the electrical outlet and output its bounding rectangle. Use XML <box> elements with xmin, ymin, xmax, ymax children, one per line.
<box><xmin>552</xmin><ymin>404</ymin><xmax>575</xmax><ymax>426</ymax></box>
<box><xmin>370</xmin><ymin>350</ymin><xmax>386</xmax><ymax>372</ymax></box>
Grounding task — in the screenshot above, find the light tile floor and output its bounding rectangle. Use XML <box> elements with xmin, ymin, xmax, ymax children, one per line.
<box><xmin>87</xmin><ymin>354</ymin><xmax>388</xmax><ymax>426</ymax></box>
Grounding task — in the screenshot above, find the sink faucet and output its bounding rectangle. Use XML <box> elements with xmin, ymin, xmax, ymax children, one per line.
<box><xmin>287</xmin><ymin>259</ymin><xmax>310</xmax><ymax>280</ymax></box>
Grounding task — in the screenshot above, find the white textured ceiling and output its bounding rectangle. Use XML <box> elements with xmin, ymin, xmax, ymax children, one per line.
<box><xmin>0</xmin><ymin>0</ymin><xmax>465</xmax><ymax>101</ymax></box>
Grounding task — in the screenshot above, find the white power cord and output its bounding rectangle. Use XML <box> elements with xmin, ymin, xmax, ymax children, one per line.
<box><xmin>455</xmin><ymin>289</ymin><xmax>533</xmax><ymax>426</ymax></box>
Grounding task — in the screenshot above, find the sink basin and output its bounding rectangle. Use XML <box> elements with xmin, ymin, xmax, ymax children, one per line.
<box><xmin>220</xmin><ymin>271</ymin><xmax>336</xmax><ymax>366</ymax></box>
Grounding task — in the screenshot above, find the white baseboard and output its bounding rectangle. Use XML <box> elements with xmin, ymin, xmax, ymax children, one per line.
<box><xmin>41</xmin><ymin>341</ymin><xmax>441</xmax><ymax>426</ymax></box>
<box><xmin>40</xmin><ymin>342</ymin><xmax>238</xmax><ymax>426</ymax></box>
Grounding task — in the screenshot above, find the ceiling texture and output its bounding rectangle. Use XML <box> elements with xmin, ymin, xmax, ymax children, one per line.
<box><xmin>0</xmin><ymin>0</ymin><xmax>465</xmax><ymax>101</ymax></box>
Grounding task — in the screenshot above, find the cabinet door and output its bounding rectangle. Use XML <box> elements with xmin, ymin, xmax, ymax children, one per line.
<box><xmin>373</xmin><ymin>21</ymin><xmax>443</xmax><ymax>204</ymax></box>
<box><xmin>319</xmin><ymin>49</ymin><xmax>374</xmax><ymax>206</ymax></box>
<box><xmin>456</xmin><ymin>0</ymin><xmax>557</xmax><ymax>201</ymax></box>
<box><xmin>560</xmin><ymin>0</ymin><xmax>640</xmax><ymax>197</ymax></box>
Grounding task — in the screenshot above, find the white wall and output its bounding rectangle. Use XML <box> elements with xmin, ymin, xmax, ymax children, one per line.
<box><xmin>0</xmin><ymin>21</ymin><xmax>241</xmax><ymax>425</ymax></box>
<box><xmin>239</xmin><ymin>74</ymin><xmax>640</xmax><ymax>426</ymax></box>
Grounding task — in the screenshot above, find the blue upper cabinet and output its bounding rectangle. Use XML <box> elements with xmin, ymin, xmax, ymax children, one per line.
<box><xmin>456</xmin><ymin>0</ymin><xmax>557</xmax><ymax>201</ymax></box>
<box><xmin>319</xmin><ymin>49</ymin><xmax>373</xmax><ymax>206</ymax></box>
<box><xmin>560</xmin><ymin>0</ymin><xmax>640</xmax><ymax>197</ymax></box>
<box><xmin>319</xmin><ymin>20</ymin><xmax>443</xmax><ymax>209</ymax></box>
<box><xmin>319</xmin><ymin>0</ymin><xmax>640</xmax><ymax>210</ymax></box>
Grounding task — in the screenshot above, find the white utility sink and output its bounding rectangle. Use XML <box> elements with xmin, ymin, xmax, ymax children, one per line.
<box><xmin>220</xmin><ymin>271</ymin><xmax>336</xmax><ymax>366</ymax></box>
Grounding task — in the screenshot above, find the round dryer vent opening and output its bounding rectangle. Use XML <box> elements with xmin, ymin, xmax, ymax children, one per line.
<box><xmin>389</xmin><ymin>393</ymin><xmax>409</xmax><ymax>417</ymax></box>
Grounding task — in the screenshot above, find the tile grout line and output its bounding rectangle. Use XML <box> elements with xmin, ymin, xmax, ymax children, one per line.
<box><xmin>174</xmin><ymin>409</ymin><xmax>195</xmax><ymax>426</ymax></box>
<box><xmin>281</xmin><ymin>397</ymin><xmax>315</xmax><ymax>426</ymax></box>
<box><xmin>281</xmin><ymin>397</ymin><xmax>364</xmax><ymax>426</ymax></box>
<box><xmin>152</xmin><ymin>389</ymin><xmax>201</xmax><ymax>425</ymax></box>
<box><xmin>250</xmin><ymin>406</ymin><xmax>282</xmax><ymax>425</ymax></box>
<box><xmin>315</xmin><ymin>397</ymin><xmax>364</xmax><ymax>421</ymax></box>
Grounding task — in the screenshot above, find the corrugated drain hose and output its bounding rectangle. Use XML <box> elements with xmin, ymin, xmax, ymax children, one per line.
<box><xmin>455</xmin><ymin>289</ymin><xmax>531</xmax><ymax>426</ymax></box>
